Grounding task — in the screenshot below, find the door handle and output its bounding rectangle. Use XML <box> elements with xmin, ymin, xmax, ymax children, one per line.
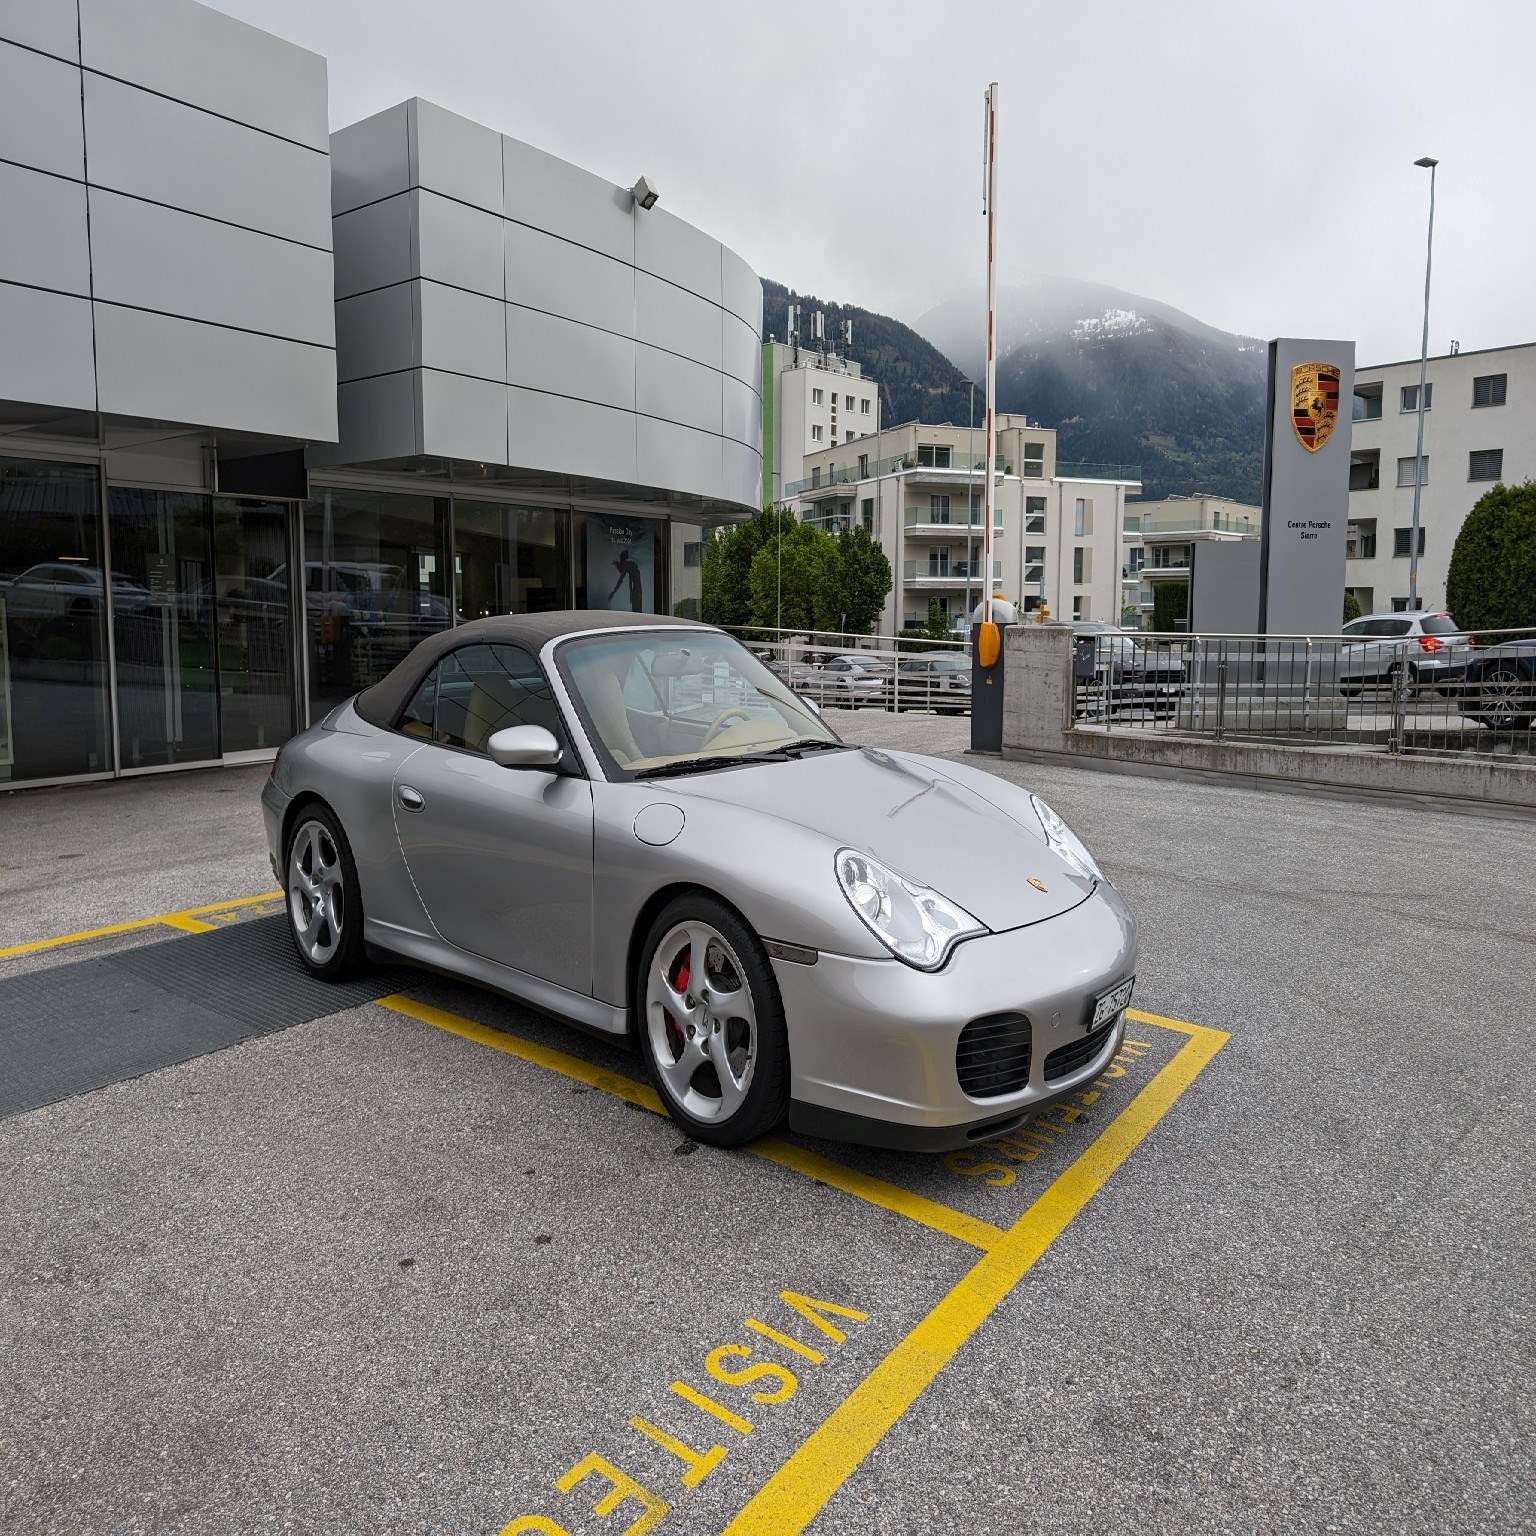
<box><xmin>398</xmin><ymin>785</ymin><xmax>425</xmax><ymax>813</ymax></box>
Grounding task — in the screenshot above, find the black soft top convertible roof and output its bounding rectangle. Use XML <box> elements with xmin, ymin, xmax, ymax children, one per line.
<box><xmin>352</xmin><ymin>609</ymin><xmax>711</xmax><ymax>728</ymax></box>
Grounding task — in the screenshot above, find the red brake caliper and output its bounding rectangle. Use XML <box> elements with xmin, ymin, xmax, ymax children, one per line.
<box><xmin>665</xmin><ymin>948</ymin><xmax>691</xmax><ymax>1056</ymax></box>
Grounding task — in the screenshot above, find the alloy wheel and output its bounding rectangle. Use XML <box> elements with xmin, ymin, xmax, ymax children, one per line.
<box><xmin>288</xmin><ymin>818</ymin><xmax>345</xmax><ymax>966</ymax></box>
<box><xmin>645</xmin><ymin>921</ymin><xmax>758</xmax><ymax>1124</ymax></box>
<box><xmin>1480</xmin><ymin>666</ymin><xmax>1531</xmax><ymax>730</ymax></box>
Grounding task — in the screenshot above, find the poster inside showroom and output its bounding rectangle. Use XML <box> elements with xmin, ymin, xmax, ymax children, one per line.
<box><xmin>587</xmin><ymin>515</ymin><xmax>653</xmax><ymax>613</ymax></box>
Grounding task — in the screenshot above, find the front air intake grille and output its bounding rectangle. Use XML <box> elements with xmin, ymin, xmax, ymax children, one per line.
<box><xmin>956</xmin><ymin>1011</ymin><xmax>1033</xmax><ymax>1099</ymax></box>
<box><xmin>1043</xmin><ymin>1020</ymin><xmax>1117</xmax><ymax>1082</ymax></box>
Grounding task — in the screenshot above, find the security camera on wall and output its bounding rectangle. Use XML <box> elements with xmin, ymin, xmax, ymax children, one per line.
<box><xmin>630</xmin><ymin>175</ymin><xmax>659</xmax><ymax>210</ymax></box>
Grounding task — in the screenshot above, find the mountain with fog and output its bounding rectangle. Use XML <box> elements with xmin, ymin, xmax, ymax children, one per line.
<box><xmin>913</xmin><ymin>275</ymin><xmax>1268</xmax><ymax>504</ymax></box>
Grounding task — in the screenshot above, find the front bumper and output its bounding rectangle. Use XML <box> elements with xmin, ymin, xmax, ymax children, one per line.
<box><xmin>773</xmin><ymin>881</ymin><xmax>1138</xmax><ymax>1151</ymax></box>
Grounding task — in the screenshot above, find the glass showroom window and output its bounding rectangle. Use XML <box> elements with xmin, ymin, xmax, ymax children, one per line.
<box><xmin>0</xmin><ymin>459</ymin><xmax>111</xmax><ymax>784</ymax></box>
<box><xmin>669</xmin><ymin>520</ymin><xmax>704</xmax><ymax>620</ymax></box>
<box><xmin>301</xmin><ymin>487</ymin><xmax>450</xmax><ymax>721</ymax></box>
<box><xmin>574</xmin><ymin>511</ymin><xmax>666</xmax><ymax>614</ymax></box>
<box><xmin>109</xmin><ymin>489</ymin><xmax>220</xmax><ymax>769</ymax></box>
<box><xmin>454</xmin><ymin>499</ymin><xmax>570</xmax><ymax>623</ymax></box>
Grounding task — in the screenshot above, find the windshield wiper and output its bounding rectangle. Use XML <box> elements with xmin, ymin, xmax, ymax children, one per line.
<box><xmin>777</xmin><ymin>738</ymin><xmax>852</xmax><ymax>756</ymax></box>
<box><xmin>632</xmin><ymin>751</ymin><xmax>792</xmax><ymax>780</ymax></box>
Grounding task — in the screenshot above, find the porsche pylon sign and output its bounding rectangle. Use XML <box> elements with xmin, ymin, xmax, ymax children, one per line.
<box><xmin>1290</xmin><ymin>361</ymin><xmax>1341</xmax><ymax>453</ymax></box>
<box><xmin>1259</xmin><ymin>338</ymin><xmax>1354</xmax><ymax>636</ymax></box>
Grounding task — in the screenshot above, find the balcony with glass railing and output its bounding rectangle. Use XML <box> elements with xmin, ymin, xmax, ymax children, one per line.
<box><xmin>903</xmin><ymin>507</ymin><xmax>1003</xmax><ymax>533</ymax></box>
<box><xmin>1057</xmin><ymin>461</ymin><xmax>1142</xmax><ymax>483</ymax></box>
<box><xmin>1122</xmin><ymin>506</ymin><xmax>1259</xmax><ymax>537</ymax></box>
<box><xmin>902</xmin><ymin>559</ymin><xmax>1003</xmax><ymax>585</ymax></box>
<box><xmin>786</xmin><ymin>452</ymin><xmax>1017</xmax><ymax>498</ymax></box>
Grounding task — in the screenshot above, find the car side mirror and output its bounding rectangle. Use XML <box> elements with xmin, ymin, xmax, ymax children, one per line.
<box><xmin>803</xmin><ymin>697</ymin><xmax>822</xmax><ymax>716</ymax></box>
<box><xmin>487</xmin><ymin>724</ymin><xmax>563</xmax><ymax>769</ymax></box>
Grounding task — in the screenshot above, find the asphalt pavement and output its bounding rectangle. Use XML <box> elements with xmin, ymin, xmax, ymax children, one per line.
<box><xmin>1</xmin><ymin>719</ymin><xmax>1530</xmax><ymax>1536</ymax></box>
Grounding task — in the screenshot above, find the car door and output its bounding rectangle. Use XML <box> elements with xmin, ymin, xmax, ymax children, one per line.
<box><xmin>391</xmin><ymin>641</ymin><xmax>595</xmax><ymax>994</ymax></box>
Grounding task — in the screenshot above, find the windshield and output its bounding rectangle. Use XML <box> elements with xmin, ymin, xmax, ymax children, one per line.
<box><xmin>1420</xmin><ymin>613</ymin><xmax>1460</xmax><ymax>636</ymax></box>
<box><xmin>557</xmin><ymin>629</ymin><xmax>840</xmax><ymax>778</ymax></box>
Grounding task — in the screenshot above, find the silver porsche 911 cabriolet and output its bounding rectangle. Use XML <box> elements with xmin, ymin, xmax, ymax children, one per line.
<box><xmin>262</xmin><ymin>611</ymin><xmax>1136</xmax><ymax>1150</ymax></box>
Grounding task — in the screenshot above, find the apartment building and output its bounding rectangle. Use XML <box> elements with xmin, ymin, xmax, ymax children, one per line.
<box><xmin>1346</xmin><ymin>341</ymin><xmax>1534</xmax><ymax>614</ymax></box>
<box><xmin>789</xmin><ymin>418</ymin><xmax>1140</xmax><ymax>634</ymax></box>
<box><xmin>1120</xmin><ymin>496</ymin><xmax>1261</xmax><ymax>627</ymax></box>
<box><xmin>762</xmin><ymin>340</ymin><xmax>880</xmax><ymax>504</ymax></box>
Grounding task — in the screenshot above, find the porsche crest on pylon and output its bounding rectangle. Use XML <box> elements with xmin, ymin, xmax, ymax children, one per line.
<box><xmin>1291</xmin><ymin>361</ymin><xmax>1341</xmax><ymax>452</ymax></box>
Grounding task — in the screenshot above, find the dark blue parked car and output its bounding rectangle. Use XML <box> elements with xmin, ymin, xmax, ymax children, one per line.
<box><xmin>1456</xmin><ymin>637</ymin><xmax>1536</xmax><ymax>731</ymax></box>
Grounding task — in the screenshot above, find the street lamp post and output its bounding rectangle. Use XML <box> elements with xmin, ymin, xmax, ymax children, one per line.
<box><xmin>1408</xmin><ymin>155</ymin><xmax>1438</xmax><ymax>611</ymax></box>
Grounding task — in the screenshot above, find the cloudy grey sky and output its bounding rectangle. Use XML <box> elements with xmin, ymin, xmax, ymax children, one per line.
<box><xmin>212</xmin><ymin>0</ymin><xmax>1536</xmax><ymax>366</ymax></box>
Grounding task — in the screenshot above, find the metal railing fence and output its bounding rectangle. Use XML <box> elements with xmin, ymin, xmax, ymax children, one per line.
<box><xmin>1073</xmin><ymin>626</ymin><xmax>1536</xmax><ymax>761</ymax></box>
<box><xmin>721</xmin><ymin>623</ymin><xmax>974</xmax><ymax>716</ymax></box>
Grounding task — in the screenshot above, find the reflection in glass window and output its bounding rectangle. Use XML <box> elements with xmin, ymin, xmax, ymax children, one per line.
<box><xmin>109</xmin><ymin>488</ymin><xmax>219</xmax><ymax>769</ymax></box>
<box><xmin>669</xmin><ymin>520</ymin><xmax>704</xmax><ymax>620</ymax></box>
<box><xmin>453</xmin><ymin>500</ymin><xmax>569</xmax><ymax>622</ymax></box>
<box><xmin>0</xmin><ymin>460</ymin><xmax>111</xmax><ymax>782</ymax></box>
<box><xmin>301</xmin><ymin>488</ymin><xmax>450</xmax><ymax>720</ymax></box>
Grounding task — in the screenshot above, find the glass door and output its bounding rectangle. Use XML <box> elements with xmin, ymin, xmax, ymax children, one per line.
<box><xmin>108</xmin><ymin>489</ymin><xmax>220</xmax><ymax>768</ymax></box>
<box><xmin>212</xmin><ymin>498</ymin><xmax>294</xmax><ymax>753</ymax></box>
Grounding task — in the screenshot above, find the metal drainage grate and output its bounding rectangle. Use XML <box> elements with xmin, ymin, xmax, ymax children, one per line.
<box><xmin>0</xmin><ymin>915</ymin><xmax>417</xmax><ymax>1120</ymax></box>
<box><xmin>1043</xmin><ymin>1019</ymin><xmax>1117</xmax><ymax>1083</ymax></box>
<box><xmin>955</xmin><ymin>1011</ymin><xmax>1032</xmax><ymax>1099</ymax></box>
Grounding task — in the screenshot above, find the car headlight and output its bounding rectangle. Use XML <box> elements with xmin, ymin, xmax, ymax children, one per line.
<box><xmin>1030</xmin><ymin>795</ymin><xmax>1103</xmax><ymax>884</ymax></box>
<box><xmin>834</xmin><ymin>849</ymin><xmax>985</xmax><ymax>971</ymax></box>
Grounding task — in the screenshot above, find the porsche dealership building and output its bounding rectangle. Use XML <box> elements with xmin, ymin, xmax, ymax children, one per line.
<box><xmin>0</xmin><ymin>0</ymin><xmax>763</xmax><ymax>789</ymax></box>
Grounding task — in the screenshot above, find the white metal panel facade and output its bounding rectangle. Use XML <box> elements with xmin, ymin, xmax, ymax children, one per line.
<box><xmin>0</xmin><ymin>0</ymin><xmax>337</xmax><ymax>438</ymax></box>
<box><xmin>324</xmin><ymin>97</ymin><xmax>763</xmax><ymax>510</ymax></box>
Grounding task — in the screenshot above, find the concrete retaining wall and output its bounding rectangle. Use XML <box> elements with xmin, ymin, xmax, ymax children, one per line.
<box><xmin>1000</xmin><ymin>622</ymin><xmax>1536</xmax><ymax>818</ymax></box>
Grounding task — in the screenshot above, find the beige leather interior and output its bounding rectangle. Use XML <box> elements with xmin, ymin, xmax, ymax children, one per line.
<box><xmin>583</xmin><ymin>670</ymin><xmax>644</xmax><ymax>765</ymax></box>
<box><xmin>463</xmin><ymin>673</ymin><xmax>523</xmax><ymax>754</ymax></box>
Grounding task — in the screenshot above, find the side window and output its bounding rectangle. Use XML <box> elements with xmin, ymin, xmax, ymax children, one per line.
<box><xmin>400</xmin><ymin>669</ymin><xmax>437</xmax><ymax>740</ymax></box>
<box><xmin>431</xmin><ymin>643</ymin><xmax>561</xmax><ymax>753</ymax></box>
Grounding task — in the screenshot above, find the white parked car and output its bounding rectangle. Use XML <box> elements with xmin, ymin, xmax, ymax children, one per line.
<box><xmin>1337</xmin><ymin>611</ymin><xmax>1469</xmax><ymax>695</ymax></box>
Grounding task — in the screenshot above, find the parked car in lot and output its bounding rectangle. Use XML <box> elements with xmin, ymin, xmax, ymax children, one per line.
<box><xmin>1336</xmin><ymin>611</ymin><xmax>1469</xmax><ymax>695</ymax></box>
<box><xmin>887</xmin><ymin>653</ymin><xmax>971</xmax><ymax>713</ymax></box>
<box><xmin>1071</xmin><ymin>624</ymin><xmax>1186</xmax><ymax>714</ymax></box>
<box><xmin>1453</xmin><ymin>636</ymin><xmax>1536</xmax><ymax>731</ymax></box>
<box><xmin>265</xmin><ymin>612</ymin><xmax>1137</xmax><ymax>1150</ymax></box>
<box><xmin>814</xmin><ymin>653</ymin><xmax>891</xmax><ymax>708</ymax></box>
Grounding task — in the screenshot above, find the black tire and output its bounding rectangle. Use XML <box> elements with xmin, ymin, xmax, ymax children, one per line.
<box><xmin>635</xmin><ymin>893</ymin><xmax>790</xmax><ymax>1148</ymax></box>
<box><xmin>1474</xmin><ymin>666</ymin><xmax>1534</xmax><ymax>732</ymax></box>
<box><xmin>1339</xmin><ymin>684</ymin><xmax>1361</xmax><ymax>698</ymax></box>
<box><xmin>284</xmin><ymin>803</ymin><xmax>366</xmax><ymax>981</ymax></box>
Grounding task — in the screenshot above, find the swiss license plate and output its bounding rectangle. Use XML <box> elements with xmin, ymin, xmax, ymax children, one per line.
<box><xmin>1090</xmin><ymin>976</ymin><xmax>1135</xmax><ymax>1031</ymax></box>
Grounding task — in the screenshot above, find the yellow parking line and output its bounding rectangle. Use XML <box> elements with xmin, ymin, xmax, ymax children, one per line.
<box><xmin>160</xmin><ymin>914</ymin><xmax>218</xmax><ymax>935</ymax></box>
<box><xmin>381</xmin><ymin>994</ymin><xmax>666</xmax><ymax>1114</ymax></box>
<box><xmin>1127</xmin><ymin>1005</ymin><xmax>1205</xmax><ymax>1035</ymax></box>
<box><xmin>722</xmin><ymin>1021</ymin><xmax>1229</xmax><ymax>1535</ymax></box>
<box><xmin>0</xmin><ymin>891</ymin><xmax>281</xmax><ymax>959</ymax></box>
<box><xmin>378</xmin><ymin>994</ymin><xmax>1007</xmax><ymax>1254</ymax></box>
<box><xmin>748</xmin><ymin>1140</ymin><xmax>1003</xmax><ymax>1253</ymax></box>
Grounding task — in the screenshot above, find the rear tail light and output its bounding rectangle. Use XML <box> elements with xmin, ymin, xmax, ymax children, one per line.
<box><xmin>1419</xmin><ymin>636</ymin><xmax>1443</xmax><ymax>652</ymax></box>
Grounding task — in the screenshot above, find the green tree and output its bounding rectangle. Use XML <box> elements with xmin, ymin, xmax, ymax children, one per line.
<box><xmin>1151</xmin><ymin>580</ymin><xmax>1188</xmax><ymax>632</ymax></box>
<box><xmin>1445</xmin><ymin>480</ymin><xmax>1536</xmax><ymax>631</ymax></box>
<box><xmin>1342</xmin><ymin>589</ymin><xmax>1362</xmax><ymax>625</ymax></box>
<box><xmin>922</xmin><ymin>597</ymin><xmax>952</xmax><ymax>640</ymax></box>
<box><xmin>700</xmin><ymin>509</ymin><xmax>796</xmax><ymax>630</ymax></box>
<box><xmin>747</xmin><ymin>520</ymin><xmax>833</xmax><ymax>632</ymax></box>
<box><xmin>815</xmin><ymin>524</ymin><xmax>892</xmax><ymax>635</ymax></box>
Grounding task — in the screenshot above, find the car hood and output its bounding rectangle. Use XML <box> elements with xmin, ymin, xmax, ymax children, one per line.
<box><xmin>668</xmin><ymin>746</ymin><xmax>1092</xmax><ymax>932</ymax></box>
